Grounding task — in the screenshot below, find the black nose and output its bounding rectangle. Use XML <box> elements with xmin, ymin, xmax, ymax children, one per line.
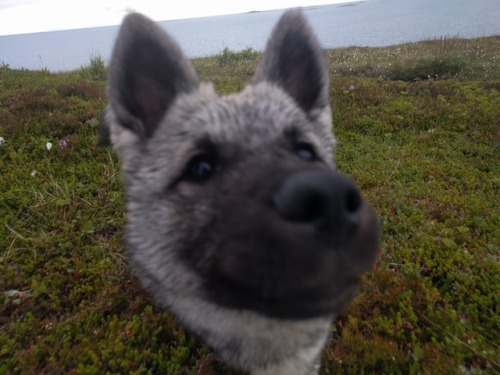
<box><xmin>273</xmin><ymin>170</ymin><xmax>362</xmax><ymax>244</ymax></box>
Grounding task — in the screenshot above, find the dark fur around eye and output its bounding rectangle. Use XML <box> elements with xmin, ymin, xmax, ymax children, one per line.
<box><xmin>184</xmin><ymin>154</ymin><xmax>217</xmax><ymax>182</ymax></box>
<box><xmin>296</xmin><ymin>142</ymin><xmax>317</xmax><ymax>162</ymax></box>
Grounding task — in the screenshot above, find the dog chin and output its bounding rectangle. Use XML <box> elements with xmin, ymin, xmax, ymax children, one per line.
<box><xmin>200</xmin><ymin>274</ymin><xmax>360</xmax><ymax>320</ymax></box>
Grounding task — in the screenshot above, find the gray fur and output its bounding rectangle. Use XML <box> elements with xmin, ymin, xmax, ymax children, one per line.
<box><xmin>104</xmin><ymin>9</ymin><xmax>380</xmax><ymax>374</ymax></box>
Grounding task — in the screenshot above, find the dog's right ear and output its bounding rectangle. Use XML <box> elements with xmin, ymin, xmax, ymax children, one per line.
<box><xmin>107</xmin><ymin>13</ymin><xmax>198</xmax><ymax>142</ymax></box>
<box><xmin>253</xmin><ymin>9</ymin><xmax>329</xmax><ymax>119</ymax></box>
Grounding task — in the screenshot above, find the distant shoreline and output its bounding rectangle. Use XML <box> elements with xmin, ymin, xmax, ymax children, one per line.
<box><xmin>1</xmin><ymin>0</ymin><xmax>498</xmax><ymax>72</ymax></box>
<box><xmin>0</xmin><ymin>1</ymin><xmax>365</xmax><ymax>38</ymax></box>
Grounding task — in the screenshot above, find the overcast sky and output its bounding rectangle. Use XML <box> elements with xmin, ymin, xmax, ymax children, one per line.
<box><xmin>0</xmin><ymin>0</ymin><xmax>352</xmax><ymax>36</ymax></box>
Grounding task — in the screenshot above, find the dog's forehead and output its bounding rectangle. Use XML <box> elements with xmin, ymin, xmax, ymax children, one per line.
<box><xmin>183</xmin><ymin>83</ymin><xmax>312</xmax><ymax>147</ymax></box>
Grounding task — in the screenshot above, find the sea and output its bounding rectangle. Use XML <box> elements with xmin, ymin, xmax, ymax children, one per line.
<box><xmin>1</xmin><ymin>0</ymin><xmax>499</xmax><ymax>72</ymax></box>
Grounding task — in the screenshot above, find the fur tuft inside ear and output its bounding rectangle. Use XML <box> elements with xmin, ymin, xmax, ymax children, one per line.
<box><xmin>107</xmin><ymin>13</ymin><xmax>198</xmax><ymax>140</ymax></box>
<box><xmin>253</xmin><ymin>9</ymin><xmax>329</xmax><ymax>116</ymax></box>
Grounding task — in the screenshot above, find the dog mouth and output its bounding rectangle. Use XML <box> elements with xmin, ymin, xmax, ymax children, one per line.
<box><xmin>197</xmin><ymin>218</ymin><xmax>378</xmax><ymax>320</ymax></box>
<box><xmin>202</xmin><ymin>271</ymin><xmax>362</xmax><ymax>319</ymax></box>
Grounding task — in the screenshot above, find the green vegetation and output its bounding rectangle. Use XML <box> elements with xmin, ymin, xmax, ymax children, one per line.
<box><xmin>1</xmin><ymin>36</ymin><xmax>499</xmax><ymax>374</ymax></box>
<box><xmin>217</xmin><ymin>47</ymin><xmax>260</xmax><ymax>66</ymax></box>
<box><xmin>79</xmin><ymin>55</ymin><xmax>107</xmax><ymax>81</ymax></box>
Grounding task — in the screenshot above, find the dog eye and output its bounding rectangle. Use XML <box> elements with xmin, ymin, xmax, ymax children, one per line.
<box><xmin>185</xmin><ymin>154</ymin><xmax>216</xmax><ymax>182</ymax></box>
<box><xmin>296</xmin><ymin>142</ymin><xmax>317</xmax><ymax>162</ymax></box>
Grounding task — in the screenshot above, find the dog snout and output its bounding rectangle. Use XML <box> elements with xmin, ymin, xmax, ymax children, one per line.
<box><xmin>273</xmin><ymin>170</ymin><xmax>362</xmax><ymax>245</ymax></box>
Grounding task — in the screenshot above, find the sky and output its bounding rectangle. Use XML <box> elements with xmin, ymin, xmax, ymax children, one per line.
<box><xmin>0</xmin><ymin>0</ymin><xmax>352</xmax><ymax>36</ymax></box>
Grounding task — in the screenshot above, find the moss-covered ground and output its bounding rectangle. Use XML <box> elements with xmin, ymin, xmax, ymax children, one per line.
<box><xmin>1</xmin><ymin>36</ymin><xmax>499</xmax><ymax>374</ymax></box>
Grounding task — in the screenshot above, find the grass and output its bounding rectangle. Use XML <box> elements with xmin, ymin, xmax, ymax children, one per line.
<box><xmin>1</xmin><ymin>36</ymin><xmax>499</xmax><ymax>374</ymax></box>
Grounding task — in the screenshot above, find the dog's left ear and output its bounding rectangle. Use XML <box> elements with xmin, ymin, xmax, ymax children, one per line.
<box><xmin>253</xmin><ymin>9</ymin><xmax>329</xmax><ymax>117</ymax></box>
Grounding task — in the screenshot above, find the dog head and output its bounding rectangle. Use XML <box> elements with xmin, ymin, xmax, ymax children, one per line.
<box><xmin>104</xmin><ymin>9</ymin><xmax>380</xmax><ymax>372</ymax></box>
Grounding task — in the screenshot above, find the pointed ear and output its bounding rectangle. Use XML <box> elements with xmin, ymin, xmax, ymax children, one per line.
<box><xmin>253</xmin><ymin>9</ymin><xmax>329</xmax><ymax>116</ymax></box>
<box><xmin>107</xmin><ymin>13</ymin><xmax>198</xmax><ymax>140</ymax></box>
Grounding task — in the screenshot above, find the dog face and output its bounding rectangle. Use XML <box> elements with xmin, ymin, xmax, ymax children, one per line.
<box><xmin>104</xmin><ymin>9</ymin><xmax>380</xmax><ymax>374</ymax></box>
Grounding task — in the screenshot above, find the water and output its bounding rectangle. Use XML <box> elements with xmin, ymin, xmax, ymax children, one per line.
<box><xmin>1</xmin><ymin>0</ymin><xmax>499</xmax><ymax>72</ymax></box>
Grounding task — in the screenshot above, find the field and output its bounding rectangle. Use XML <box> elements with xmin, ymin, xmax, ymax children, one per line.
<box><xmin>0</xmin><ymin>35</ymin><xmax>499</xmax><ymax>374</ymax></box>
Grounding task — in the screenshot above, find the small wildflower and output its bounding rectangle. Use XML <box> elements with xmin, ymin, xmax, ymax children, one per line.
<box><xmin>3</xmin><ymin>289</ymin><xmax>32</xmax><ymax>298</ymax></box>
<box><xmin>59</xmin><ymin>139</ymin><xmax>68</xmax><ymax>148</ymax></box>
<box><xmin>0</xmin><ymin>136</ymin><xmax>4</xmax><ymax>145</ymax></box>
<box><xmin>3</xmin><ymin>289</ymin><xmax>32</xmax><ymax>305</ymax></box>
<box><xmin>30</xmin><ymin>169</ymin><xmax>38</xmax><ymax>177</ymax></box>
<box><xmin>349</xmin><ymin>84</ymin><xmax>355</xmax><ymax>91</ymax></box>
<box><xmin>46</xmin><ymin>142</ymin><xmax>52</xmax><ymax>150</ymax></box>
